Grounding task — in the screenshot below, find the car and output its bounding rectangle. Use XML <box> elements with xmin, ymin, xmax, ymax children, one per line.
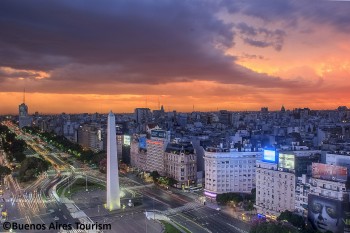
<box><xmin>54</xmin><ymin>216</ymin><xmax>59</xmax><ymax>221</ymax></box>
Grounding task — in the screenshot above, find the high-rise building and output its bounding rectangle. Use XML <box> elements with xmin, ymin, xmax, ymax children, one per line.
<box><xmin>145</xmin><ymin>129</ymin><xmax>170</xmax><ymax>175</ymax></box>
<box><xmin>255</xmin><ymin>149</ymin><xmax>294</xmax><ymax>219</ymax></box>
<box><xmin>134</xmin><ymin>108</ymin><xmax>151</xmax><ymax>132</ymax></box>
<box><xmin>106</xmin><ymin>111</ymin><xmax>120</xmax><ymax>210</ymax></box>
<box><xmin>130</xmin><ymin>135</ymin><xmax>147</xmax><ymax>171</ymax></box>
<box><xmin>255</xmin><ymin>160</ymin><xmax>295</xmax><ymax>219</ymax></box>
<box><xmin>307</xmin><ymin>163</ymin><xmax>350</xmax><ymax>233</ymax></box>
<box><xmin>164</xmin><ymin>142</ymin><xmax>197</xmax><ymax>188</ymax></box>
<box><xmin>18</xmin><ymin>103</ymin><xmax>32</xmax><ymax>129</ymax></box>
<box><xmin>77</xmin><ymin>123</ymin><xmax>103</xmax><ymax>152</ymax></box>
<box><xmin>295</xmin><ymin>174</ymin><xmax>311</xmax><ymax>217</ymax></box>
<box><xmin>204</xmin><ymin>148</ymin><xmax>262</xmax><ymax>199</ymax></box>
<box><xmin>255</xmin><ymin>150</ymin><xmax>321</xmax><ymax>219</ymax></box>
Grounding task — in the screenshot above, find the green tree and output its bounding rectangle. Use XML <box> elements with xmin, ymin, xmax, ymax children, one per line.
<box><xmin>277</xmin><ymin>210</ymin><xmax>305</xmax><ymax>230</ymax></box>
<box><xmin>0</xmin><ymin>165</ymin><xmax>11</xmax><ymax>176</ymax></box>
<box><xmin>12</xmin><ymin>151</ymin><xmax>26</xmax><ymax>163</ymax></box>
<box><xmin>18</xmin><ymin>157</ymin><xmax>50</xmax><ymax>182</ymax></box>
<box><xmin>216</xmin><ymin>192</ymin><xmax>243</xmax><ymax>205</ymax></box>
<box><xmin>167</xmin><ymin>177</ymin><xmax>178</xmax><ymax>187</ymax></box>
<box><xmin>150</xmin><ymin>171</ymin><xmax>160</xmax><ymax>182</ymax></box>
<box><xmin>250</xmin><ymin>221</ymin><xmax>298</xmax><ymax>233</ymax></box>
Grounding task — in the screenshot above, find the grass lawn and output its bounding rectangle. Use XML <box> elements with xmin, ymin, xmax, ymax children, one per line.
<box><xmin>58</xmin><ymin>178</ymin><xmax>105</xmax><ymax>198</ymax></box>
<box><xmin>160</xmin><ymin>220</ymin><xmax>181</xmax><ymax>233</ymax></box>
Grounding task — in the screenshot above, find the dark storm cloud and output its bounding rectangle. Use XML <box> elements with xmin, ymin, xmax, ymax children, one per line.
<box><xmin>225</xmin><ymin>0</ymin><xmax>350</xmax><ymax>32</ymax></box>
<box><xmin>0</xmin><ymin>0</ymin><xmax>297</xmax><ymax>91</ymax></box>
<box><xmin>236</xmin><ymin>22</ymin><xmax>286</xmax><ymax>51</ymax></box>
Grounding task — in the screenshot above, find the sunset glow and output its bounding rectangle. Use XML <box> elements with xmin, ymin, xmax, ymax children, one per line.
<box><xmin>1</xmin><ymin>0</ymin><xmax>350</xmax><ymax>114</ymax></box>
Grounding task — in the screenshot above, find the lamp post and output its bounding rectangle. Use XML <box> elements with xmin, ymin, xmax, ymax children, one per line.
<box><xmin>67</xmin><ymin>177</ymin><xmax>70</xmax><ymax>194</ymax></box>
<box><xmin>85</xmin><ymin>173</ymin><xmax>88</xmax><ymax>192</ymax></box>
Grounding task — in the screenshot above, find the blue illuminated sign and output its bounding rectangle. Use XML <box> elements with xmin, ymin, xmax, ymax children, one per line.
<box><xmin>263</xmin><ymin>149</ymin><xmax>277</xmax><ymax>163</ymax></box>
<box><xmin>139</xmin><ymin>137</ymin><xmax>147</xmax><ymax>149</ymax></box>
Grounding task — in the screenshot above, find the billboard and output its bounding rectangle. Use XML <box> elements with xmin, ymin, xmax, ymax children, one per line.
<box><xmin>263</xmin><ymin>149</ymin><xmax>277</xmax><ymax>163</ymax></box>
<box><xmin>139</xmin><ymin>136</ymin><xmax>147</xmax><ymax>149</ymax></box>
<box><xmin>151</xmin><ymin>130</ymin><xmax>166</xmax><ymax>139</ymax></box>
<box><xmin>312</xmin><ymin>163</ymin><xmax>348</xmax><ymax>182</ymax></box>
<box><xmin>123</xmin><ymin>135</ymin><xmax>131</xmax><ymax>146</ymax></box>
<box><xmin>278</xmin><ymin>153</ymin><xmax>295</xmax><ymax>169</ymax></box>
<box><xmin>308</xmin><ymin>194</ymin><xmax>346</xmax><ymax>233</ymax></box>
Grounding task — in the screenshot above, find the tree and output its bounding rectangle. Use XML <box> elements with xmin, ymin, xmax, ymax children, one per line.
<box><xmin>99</xmin><ymin>158</ymin><xmax>107</xmax><ymax>173</ymax></box>
<box><xmin>18</xmin><ymin>157</ymin><xmax>50</xmax><ymax>182</ymax></box>
<box><xmin>216</xmin><ymin>192</ymin><xmax>243</xmax><ymax>205</ymax></box>
<box><xmin>80</xmin><ymin>149</ymin><xmax>94</xmax><ymax>162</ymax></box>
<box><xmin>12</xmin><ymin>151</ymin><xmax>26</xmax><ymax>163</ymax></box>
<box><xmin>0</xmin><ymin>165</ymin><xmax>11</xmax><ymax>176</ymax></box>
<box><xmin>277</xmin><ymin>210</ymin><xmax>305</xmax><ymax>230</ymax></box>
<box><xmin>250</xmin><ymin>221</ymin><xmax>298</xmax><ymax>233</ymax></box>
<box><xmin>150</xmin><ymin>171</ymin><xmax>160</xmax><ymax>182</ymax></box>
<box><xmin>167</xmin><ymin>177</ymin><xmax>178</xmax><ymax>187</ymax></box>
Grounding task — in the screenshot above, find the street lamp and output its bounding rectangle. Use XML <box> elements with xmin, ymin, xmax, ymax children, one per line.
<box><xmin>67</xmin><ymin>177</ymin><xmax>70</xmax><ymax>194</ymax></box>
<box><xmin>85</xmin><ymin>173</ymin><xmax>88</xmax><ymax>192</ymax></box>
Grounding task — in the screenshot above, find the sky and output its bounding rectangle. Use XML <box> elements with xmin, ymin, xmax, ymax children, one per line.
<box><xmin>1</xmin><ymin>0</ymin><xmax>350</xmax><ymax>114</ymax></box>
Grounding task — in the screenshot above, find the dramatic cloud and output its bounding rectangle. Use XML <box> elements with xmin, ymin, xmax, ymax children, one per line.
<box><xmin>224</xmin><ymin>0</ymin><xmax>350</xmax><ymax>32</ymax></box>
<box><xmin>0</xmin><ymin>0</ymin><xmax>296</xmax><ymax>92</ymax></box>
<box><xmin>235</xmin><ymin>22</ymin><xmax>286</xmax><ymax>51</ymax></box>
<box><xmin>0</xmin><ymin>0</ymin><xmax>350</xmax><ymax>113</ymax></box>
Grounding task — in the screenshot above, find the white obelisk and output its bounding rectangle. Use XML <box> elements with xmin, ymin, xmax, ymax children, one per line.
<box><xmin>106</xmin><ymin>111</ymin><xmax>120</xmax><ymax>210</ymax></box>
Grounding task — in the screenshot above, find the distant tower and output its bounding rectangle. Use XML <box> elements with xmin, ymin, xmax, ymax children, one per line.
<box><xmin>106</xmin><ymin>111</ymin><xmax>120</xmax><ymax>210</ymax></box>
<box><xmin>281</xmin><ymin>105</ymin><xmax>286</xmax><ymax>112</ymax></box>
<box><xmin>18</xmin><ymin>88</ymin><xmax>32</xmax><ymax>129</ymax></box>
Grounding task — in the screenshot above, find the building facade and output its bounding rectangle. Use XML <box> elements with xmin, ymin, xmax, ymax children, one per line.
<box><xmin>18</xmin><ymin>103</ymin><xmax>32</xmax><ymax>129</ymax></box>
<box><xmin>130</xmin><ymin>136</ymin><xmax>148</xmax><ymax>171</ymax></box>
<box><xmin>204</xmin><ymin>148</ymin><xmax>262</xmax><ymax>199</ymax></box>
<box><xmin>77</xmin><ymin>123</ymin><xmax>103</xmax><ymax>152</ymax></box>
<box><xmin>255</xmin><ymin>160</ymin><xmax>296</xmax><ymax>219</ymax></box>
<box><xmin>145</xmin><ymin>129</ymin><xmax>170</xmax><ymax>175</ymax></box>
<box><xmin>164</xmin><ymin>142</ymin><xmax>197</xmax><ymax>188</ymax></box>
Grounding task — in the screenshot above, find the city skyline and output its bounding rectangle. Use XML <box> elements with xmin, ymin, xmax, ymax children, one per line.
<box><xmin>1</xmin><ymin>0</ymin><xmax>350</xmax><ymax>114</ymax></box>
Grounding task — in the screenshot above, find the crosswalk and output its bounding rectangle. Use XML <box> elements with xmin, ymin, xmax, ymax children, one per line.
<box><xmin>162</xmin><ymin>202</ymin><xmax>203</xmax><ymax>216</ymax></box>
<box><xmin>12</xmin><ymin>193</ymin><xmax>56</xmax><ymax>205</ymax></box>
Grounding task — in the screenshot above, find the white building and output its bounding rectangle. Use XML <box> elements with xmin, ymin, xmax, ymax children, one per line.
<box><xmin>204</xmin><ymin>148</ymin><xmax>262</xmax><ymax>198</ymax></box>
<box><xmin>295</xmin><ymin>174</ymin><xmax>311</xmax><ymax>217</ymax></box>
<box><xmin>255</xmin><ymin>160</ymin><xmax>296</xmax><ymax>219</ymax></box>
<box><xmin>326</xmin><ymin>151</ymin><xmax>350</xmax><ymax>170</ymax></box>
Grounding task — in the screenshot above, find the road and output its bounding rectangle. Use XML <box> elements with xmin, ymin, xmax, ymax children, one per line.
<box><xmin>1</xmin><ymin>121</ymin><xmax>251</xmax><ymax>233</ymax></box>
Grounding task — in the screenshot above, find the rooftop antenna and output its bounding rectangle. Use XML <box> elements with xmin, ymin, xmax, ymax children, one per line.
<box><xmin>193</xmin><ymin>104</ymin><xmax>194</xmax><ymax>112</ymax></box>
<box><xmin>23</xmin><ymin>88</ymin><xmax>26</xmax><ymax>104</ymax></box>
<box><xmin>146</xmin><ymin>96</ymin><xmax>148</xmax><ymax>108</ymax></box>
<box><xmin>158</xmin><ymin>96</ymin><xmax>160</xmax><ymax>110</ymax></box>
